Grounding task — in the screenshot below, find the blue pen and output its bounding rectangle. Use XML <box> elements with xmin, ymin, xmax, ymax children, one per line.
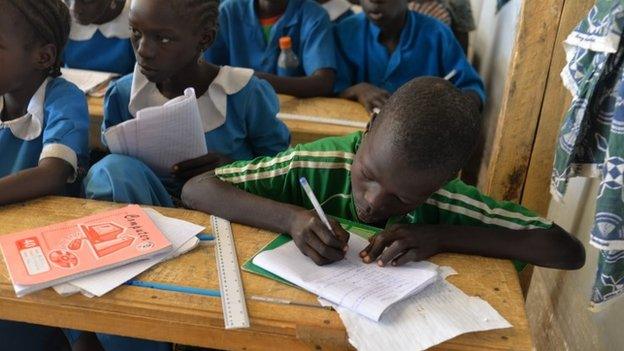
<box><xmin>125</xmin><ymin>280</ymin><xmax>221</xmax><ymax>297</ymax></box>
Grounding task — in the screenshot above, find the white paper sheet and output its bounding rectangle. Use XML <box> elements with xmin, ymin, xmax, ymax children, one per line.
<box><xmin>61</xmin><ymin>68</ymin><xmax>117</xmax><ymax>95</ymax></box>
<box><xmin>52</xmin><ymin>208</ymin><xmax>204</xmax><ymax>297</ymax></box>
<box><xmin>328</xmin><ymin>279</ymin><xmax>512</xmax><ymax>351</ymax></box>
<box><xmin>253</xmin><ymin>235</ymin><xmax>439</xmax><ymax>321</ymax></box>
<box><xmin>103</xmin><ymin>88</ymin><xmax>208</xmax><ymax>176</ymax></box>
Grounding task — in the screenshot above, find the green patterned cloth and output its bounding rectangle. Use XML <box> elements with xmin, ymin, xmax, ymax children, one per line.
<box><xmin>551</xmin><ymin>0</ymin><xmax>624</xmax><ymax>308</ymax></box>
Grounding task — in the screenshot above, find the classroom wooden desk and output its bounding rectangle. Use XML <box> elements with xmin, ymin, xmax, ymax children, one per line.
<box><xmin>0</xmin><ymin>197</ymin><xmax>532</xmax><ymax>351</ymax></box>
<box><xmin>86</xmin><ymin>94</ymin><xmax>369</xmax><ymax>149</ymax></box>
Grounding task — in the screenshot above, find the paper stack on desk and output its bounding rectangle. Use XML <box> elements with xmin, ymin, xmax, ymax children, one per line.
<box><xmin>253</xmin><ymin>234</ymin><xmax>511</xmax><ymax>350</ymax></box>
<box><xmin>103</xmin><ymin>87</ymin><xmax>208</xmax><ymax>176</ymax></box>
<box><xmin>0</xmin><ymin>205</ymin><xmax>204</xmax><ymax>298</ymax></box>
<box><xmin>61</xmin><ymin>68</ymin><xmax>118</xmax><ymax>96</ymax></box>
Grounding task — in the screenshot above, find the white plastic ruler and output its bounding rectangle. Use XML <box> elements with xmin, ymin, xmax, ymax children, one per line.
<box><xmin>211</xmin><ymin>216</ymin><xmax>250</xmax><ymax>329</ymax></box>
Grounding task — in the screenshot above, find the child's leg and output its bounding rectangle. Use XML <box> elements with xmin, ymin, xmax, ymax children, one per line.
<box><xmin>95</xmin><ymin>333</ymin><xmax>172</xmax><ymax>351</ymax></box>
<box><xmin>0</xmin><ymin>320</ymin><xmax>70</xmax><ymax>351</ymax></box>
<box><xmin>84</xmin><ymin>154</ymin><xmax>174</xmax><ymax>207</ymax></box>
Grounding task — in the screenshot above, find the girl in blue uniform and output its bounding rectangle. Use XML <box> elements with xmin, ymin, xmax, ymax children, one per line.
<box><xmin>62</xmin><ymin>0</ymin><xmax>135</xmax><ymax>75</ymax></box>
<box><xmin>334</xmin><ymin>0</ymin><xmax>485</xmax><ymax>113</ymax></box>
<box><xmin>0</xmin><ymin>0</ymin><xmax>89</xmax><ymax>350</ymax></box>
<box><xmin>78</xmin><ymin>0</ymin><xmax>290</xmax><ymax>348</ymax></box>
<box><xmin>204</xmin><ymin>0</ymin><xmax>338</xmax><ymax>97</ymax></box>
<box><xmin>84</xmin><ymin>0</ymin><xmax>291</xmax><ymax>210</ymax></box>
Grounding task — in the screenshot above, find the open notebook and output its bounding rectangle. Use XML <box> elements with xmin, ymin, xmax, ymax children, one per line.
<box><xmin>61</xmin><ymin>68</ymin><xmax>118</xmax><ymax>96</ymax></box>
<box><xmin>252</xmin><ymin>234</ymin><xmax>439</xmax><ymax>321</ymax></box>
<box><xmin>104</xmin><ymin>88</ymin><xmax>208</xmax><ymax>176</ymax></box>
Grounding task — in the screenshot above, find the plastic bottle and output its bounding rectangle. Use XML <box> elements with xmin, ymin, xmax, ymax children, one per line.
<box><xmin>277</xmin><ymin>36</ymin><xmax>300</xmax><ymax>77</ymax></box>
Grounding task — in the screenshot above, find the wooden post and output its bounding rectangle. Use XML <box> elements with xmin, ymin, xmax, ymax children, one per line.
<box><xmin>479</xmin><ymin>0</ymin><xmax>565</xmax><ymax>202</ymax></box>
<box><xmin>521</xmin><ymin>0</ymin><xmax>596</xmax><ymax>216</ymax></box>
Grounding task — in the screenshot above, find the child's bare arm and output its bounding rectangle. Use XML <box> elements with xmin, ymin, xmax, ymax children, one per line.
<box><xmin>255</xmin><ymin>69</ymin><xmax>335</xmax><ymax>98</ymax></box>
<box><xmin>182</xmin><ymin>173</ymin><xmax>349</xmax><ymax>265</ymax></box>
<box><xmin>0</xmin><ymin>158</ymin><xmax>73</xmax><ymax>206</ymax></box>
<box><xmin>360</xmin><ymin>223</ymin><xmax>585</xmax><ymax>270</ymax></box>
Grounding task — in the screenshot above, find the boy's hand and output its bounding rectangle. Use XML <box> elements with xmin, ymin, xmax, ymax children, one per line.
<box><xmin>172</xmin><ymin>152</ymin><xmax>233</xmax><ymax>181</ymax></box>
<box><xmin>359</xmin><ymin>224</ymin><xmax>441</xmax><ymax>267</ymax></box>
<box><xmin>341</xmin><ymin>83</ymin><xmax>391</xmax><ymax>113</ymax></box>
<box><xmin>289</xmin><ymin>210</ymin><xmax>350</xmax><ymax>266</ymax></box>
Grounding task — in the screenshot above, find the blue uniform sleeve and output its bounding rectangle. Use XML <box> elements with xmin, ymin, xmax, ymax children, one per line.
<box><xmin>42</xmin><ymin>79</ymin><xmax>90</xmax><ymax>171</ymax></box>
<box><xmin>242</xmin><ymin>77</ymin><xmax>291</xmax><ymax>157</ymax></box>
<box><xmin>203</xmin><ymin>7</ymin><xmax>230</xmax><ymax>65</ymax></box>
<box><xmin>333</xmin><ymin>16</ymin><xmax>360</xmax><ymax>94</ymax></box>
<box><xmin>300</xmin><ymin>4</ymin><xmax>338</xmax><ymax>75</ymax></box>
<box><xmin>438</xmin><ymin>26</ymin><xmax>486</xmax><ymax>103</ymax></box>
<box><xmin>102</xmin><ymin>75</ymin><xmax>132</xmax><ymax>145</ymax></box>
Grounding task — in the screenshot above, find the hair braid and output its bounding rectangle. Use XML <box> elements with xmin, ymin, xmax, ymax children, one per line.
<box><xmin>6</xmin><ymin>0</ymin><xmax>71</xmax><ymax>77</ymax></box>
<box><xmin>172</xmin><ymin>0</ymin><xmax>220</xmax><ymax>49</ymax></box>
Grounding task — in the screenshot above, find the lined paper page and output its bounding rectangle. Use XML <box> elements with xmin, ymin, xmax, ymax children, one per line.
<box><xmin>253</xmin><ymin>235</ymin><xmax>439</xmax><ymax>321</ymax></box>
<box><xmin>61</xmin><ymin>68</ymin><xmax>117</xmax><ymax>94</ymax></box>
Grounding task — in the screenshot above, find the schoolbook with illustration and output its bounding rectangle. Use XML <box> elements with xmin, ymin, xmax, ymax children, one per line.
<box><xmin>0</xmin><ymin>205</ymin><xmax>172</xmax><ymax>296</ymax></box>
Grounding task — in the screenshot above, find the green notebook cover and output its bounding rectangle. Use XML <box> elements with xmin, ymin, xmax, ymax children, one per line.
<box><xmin>241</xmin><ymin>217</ymin><xmax>381</xmax><ymax>286</ymax></box>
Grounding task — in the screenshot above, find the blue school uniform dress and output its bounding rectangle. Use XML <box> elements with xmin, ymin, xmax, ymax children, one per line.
<box><xmin>84</xmin><ymin>65</ymin><xmax>291</xmax><ymax>208</ymax></box>
<box><xmin>0</xmin><ymin>77</ymin><xmax>89</xmax><ymax>351</ymax></box>
<box><xmin>322</xmin><ymin>0</ymin><xmax>355</xmax><ymax>23</ymax></box>
<box><xmin>204</xmin><ymin>0</ymin><xmax>337</xmax><ymax>76</ymax></box>
<box><xmin>62</xmin><ymin>1</ymin><xmax>135</xmax><ymax>75</ymax></box>
<box><xmin>334</xmin><ymin>11</ymin><xmax>485</xmax><ymax>102</ymax></box>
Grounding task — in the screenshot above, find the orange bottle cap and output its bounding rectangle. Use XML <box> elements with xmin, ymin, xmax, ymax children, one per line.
<box><xmin>279</xmin><ymin>36</ymin><xmax>292</xmax><ymax>49</ymax></box>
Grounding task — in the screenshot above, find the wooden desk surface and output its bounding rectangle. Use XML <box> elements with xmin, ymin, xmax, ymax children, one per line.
<box><xmin>87</xmin><ymin>95</ymin><xmax>369</xmax><ymax>148</ymax></box>
<box><xmin>0</xmin><ymin>197</ymin><xmax>531</xmax><ymax>350</ymax></box>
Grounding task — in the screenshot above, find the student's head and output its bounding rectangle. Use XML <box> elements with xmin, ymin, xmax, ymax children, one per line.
<box><xmin>0</xmin><ymin>0</ymin><xmax>70</xmax><ymax>94</ymax></box>
<box><xmin>129</xmin><ymin>0</ymin><xmax>219</xmax><ymax>83</ymax></box>
<box><xmin>360</xmin><ymin>0</ymin><xmax>408</xmax><ymax>29</ymax></box>
<box><xmin>66</xmin><ymin>0</ymin><xmax>125</xmax><ymax>25</ymax></box>
<box><xmin>351</xmin><ymin>77</ymin><xmax>480</xmax><ymax>224</ymax></box>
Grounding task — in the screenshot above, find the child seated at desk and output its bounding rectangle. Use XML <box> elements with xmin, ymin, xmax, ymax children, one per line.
<box><xmin>334</xmin><ymin>0</ymin><xmax>484</xmax><ymax>113</ymax></box>
<box><xmin>84</xmin><ymin>0</ymin><xmax>291</xmax><ymax>208</ymax></box>
<box><xmin>62</xmin><ymin>0</ymin><xmax>135</xmax><ymax>75</ymax></box>
<box><xmin>182</xmin><ymin>77</ymin><xmax>585</xmax><ymax>270</ymax></box>
<box><xmin>204</xmin><ymin>0</ymin><xmax>338</xmax><ymax>98</ymax></box>
<box><xmin>317</xmin><ymin>0</ymin><xmax>355</xmax><ymax>23</ymax></box>
<box><xmin>0</xmin><ymin>0</ymin><xmax>89</xmax><ymax>349</ymax></box>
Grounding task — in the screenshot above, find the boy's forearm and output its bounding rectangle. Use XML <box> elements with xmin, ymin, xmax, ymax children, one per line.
<box><xmin>0</xmin><ymin>159</ymin><xmax>71</xmax><ymax>206</ymax></box>
<box><xmin>434</xmin><ymin>224</ymin><xmax>585</xmax><ymax>270</ymax></box>
<box><xmin>181</xmin><ymin>172</ymin><xmax>304</xmax><ymax>235</ymax></box>
<box><xmin>255</xmin><ymin>70</ymin><xmax>335</xmax><ymax>97</ymax></box>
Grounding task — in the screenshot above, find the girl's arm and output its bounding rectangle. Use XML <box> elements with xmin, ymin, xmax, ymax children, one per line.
<box><xmin>0</xmin><ymin>158</ymin><xmax>73</xmax><ymax>206</ymax></box>
<box><xmin>255</xmin><ymin>69</ymin><xmax>335</xmax><ymax>98</ymax></box>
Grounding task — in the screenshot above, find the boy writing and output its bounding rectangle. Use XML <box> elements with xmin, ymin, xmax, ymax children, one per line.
<box><xmin>182</xmin><ymin>77</ymin><xmax>585</xmax><ymax>270</ymax></box>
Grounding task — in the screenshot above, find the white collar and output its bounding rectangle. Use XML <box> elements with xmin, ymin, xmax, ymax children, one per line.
<box><xmin>322</xmin><ymin>0</ymin><xmax>353</xmax><ymax>21</ymax></box>
<box><xmin>69</xmin><ymin>1</ymin><xmax>131</xmax><ymax>41</ymax></box>
<box><xmin>0</xmin><ymin>78</ymin><xmax>50</xmax><ymax>141</ymax></box>
<box><xmin>128</xmin><ymin>65</ymin><xmax>254</xmax><ymax>133</ymax></box>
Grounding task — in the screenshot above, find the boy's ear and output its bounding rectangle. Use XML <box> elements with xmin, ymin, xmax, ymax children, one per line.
<box><xmin>33</xmin><ymin>43</ymin><xmax>57</xmax><ymax>72</ymax></box>
<box><xmin>365</xmin><ymin>111</ymin><xmax>379</xmax><ymax>135</ymax></box>
<box><xmin>198</xmin><ymin>28</ymin><xmax>216</xmax><ymax>52</ymax></box>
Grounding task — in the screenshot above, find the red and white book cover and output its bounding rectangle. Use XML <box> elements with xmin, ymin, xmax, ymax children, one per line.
<box><xmin>0</xmin><ymin>205</ymin><xmax>172</xmax><ymax>295</ymax></box>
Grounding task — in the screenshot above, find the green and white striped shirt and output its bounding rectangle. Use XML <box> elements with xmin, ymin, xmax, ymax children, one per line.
<box><xmin>216</xmin><ymin>132</ymin><xmax>552</xmax><ymax>231</ymax></box>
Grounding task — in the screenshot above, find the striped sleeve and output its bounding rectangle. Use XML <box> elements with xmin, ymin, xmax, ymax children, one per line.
<box><xmin>408</xmin><ymin>179</ymin><xmax>553</xmax><ymax>230</ymax></box>
<box><xmin>214</xmin><ymin>134</ymin><xmax>358</xmax><ymax>208</ymax></box>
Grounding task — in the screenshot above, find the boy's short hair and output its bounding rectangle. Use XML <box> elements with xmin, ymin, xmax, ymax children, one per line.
<box><xmin>374</xmin><ymin>76</ymin><xmax>480</xmax><ymax>177</ymax></box>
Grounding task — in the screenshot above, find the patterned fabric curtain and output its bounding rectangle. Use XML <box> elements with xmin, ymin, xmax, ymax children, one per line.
<box><xmin>551</xmin><ymin>0</ymin><xmax>624</xmax><ymax>309</ymax></box>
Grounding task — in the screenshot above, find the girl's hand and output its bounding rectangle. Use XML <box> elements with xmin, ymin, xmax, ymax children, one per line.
<box><xmin>172</xmin><ymin>152</ymin><xmax>233</xmax><ymax>181</ymax></box>
<box><xmin>288</xmin><ymin>209</ymin><xmax>350</xmax><ymax>266</ymax></box>
<box><xmin>359</xmin><ymin>224</ymin><xmax>442</xmax><ymax>267</ymax></box>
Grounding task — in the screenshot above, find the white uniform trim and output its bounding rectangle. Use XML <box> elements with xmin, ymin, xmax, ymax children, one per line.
<box><xmin>39</xmin><ymin>143</ymin><xmax>79</xmax><ymax>183</ymax></box>
<box><xmin>129</xmin><ymin>65</ymin><xmax>254</xmax><ymax>133</ymax></box>
<box><xmin>0</xmin><ymin>78</ymin><xmax>51</xmax><ymax>141</ymax></box>
<box><xmin>69</xmin><ymin>1</ymin><xmax>132</xmax><ymax>40</ymax></box>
